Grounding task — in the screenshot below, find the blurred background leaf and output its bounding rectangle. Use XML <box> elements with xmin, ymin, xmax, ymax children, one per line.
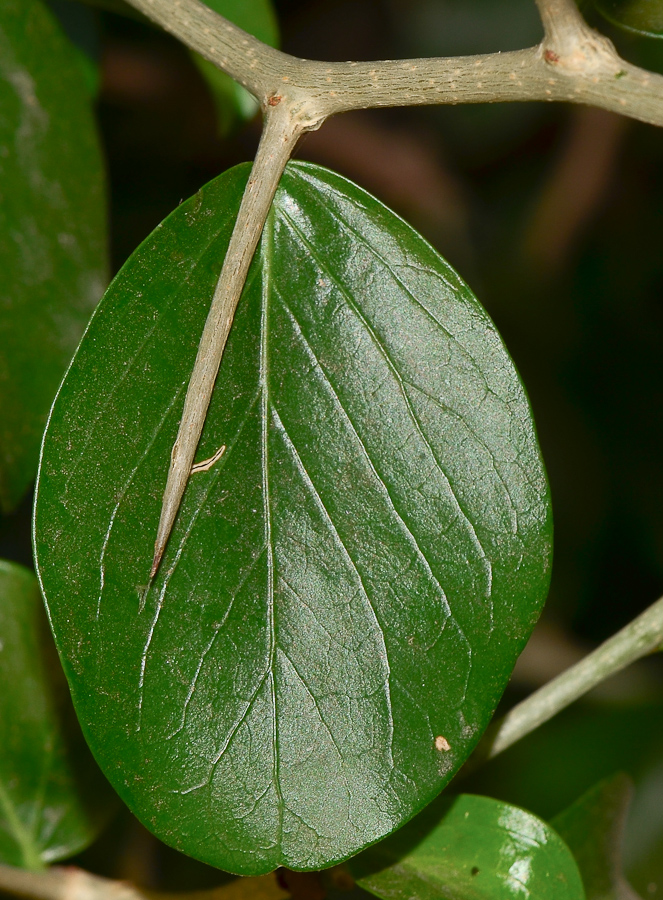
<box><xmin>0</xmin><ymin>0</ymin><xmax>107</xmax><ymax>514</ymax></box>
<box><xmin>595</xmin><ymin>0</ymin><xmax>663</xmax><ymax>37</ymax></box>
<box><xmin>70</xmin><ymin>0</ymin><xmax>280</xmax><ymax>133</ymax></box>
<box><xmin>462</xmin><ymin>700</ymin><xmax>663</xmax><ymax>895</ymax></box>
<box><xmin>552</xmin><ymin>773</ymin><xmax>642</xmax><ymax>900</ymax></box>
<box><xmin>192</xmin><ymin>0</ymin><xmax>279</xmax><ymax>136</ymax></box>
<box><xmin>0</xmin><ymin>561</ymin><xmax>116</xmax><ymax>869</ymax></box>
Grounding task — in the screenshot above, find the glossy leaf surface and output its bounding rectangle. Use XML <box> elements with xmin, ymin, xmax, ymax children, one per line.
<box><xmin>353</xmin><ymin>793</ymin><xmax>585</xmax><ymax>900</ymax></box>
<box><xmin>552</xmin><ymin>774</ymin><xmax>642</xmax><ymax>900</ymax></box>
<box><xmin>0</xmin><ymin>561</ymin><xmax>114</xmax><ymax>869</ymax></box>
<box><xmin>34</xmin><ymin>161</ymin><xmax>552</xmax><ymax>874</ymax></box>
<box><xmin>594</xmin><ymin>0</ymin><xmax>663</xmax><ymax>36</ymax></box>
<box><xmin>193</xmin><ymin>0</ymin><xmax>279</xmax><ymax>134</ymax></box>
<box><xmin>0</xmin><ymin>0</ymin><xmax>107</xmax><ymax>512</ymax></box>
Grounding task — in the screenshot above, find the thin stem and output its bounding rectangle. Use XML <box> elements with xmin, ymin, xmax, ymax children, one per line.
<box><xmin>0</xmin><ymin>864</ymin><xmax>284</xmax><ymax>900</ymax></box>
<box><xmin>150</xmin><ymin>105</ymin><xmax>309</xmax><ymax>576</ymax></box>
<box><xmin>472</xmin><ymin>594</ymin><xmax>663</xmax><ymax>766</ymax></box>
<box><xmin>124</xmin><ymin>0</ymin><xmax>663</xmax><ymax>127</ymax></box>
<box><xmin>0</xmin><ymin>864</ymin><xmax>65</xmax><ymax>900</ymax></box>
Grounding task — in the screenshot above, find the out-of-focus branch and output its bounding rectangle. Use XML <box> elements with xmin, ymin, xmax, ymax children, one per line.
<box><xmin>0</xmin><ymin>865</ymin><xmax>285</xmax><ymax>900</ymax></box>
<box><xmin>522</xmin><ymin>106</ymin><xmax>629</xmax><ymax>272</ymax></box>
<box><xmin>472</xmin><ymin>594</ymin><xmax>663</xmax><ymax>766</ymax></box>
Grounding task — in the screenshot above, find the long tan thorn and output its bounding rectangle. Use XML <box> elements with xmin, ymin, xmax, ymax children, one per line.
<box><xmin>150</xmin><ymin>108</ymin><xmax>305</xmax><ymax>578</ymax></box>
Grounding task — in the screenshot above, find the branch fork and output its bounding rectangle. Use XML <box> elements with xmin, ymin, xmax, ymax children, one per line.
<box><xmin>138</xmin><ymin>0</ymin><xmax>663</xmax><ymax>575</ymax></box>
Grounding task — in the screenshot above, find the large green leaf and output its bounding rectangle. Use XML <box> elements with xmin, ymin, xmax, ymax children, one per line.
<box><xmin>552</xmin><ymin>774</ymin><xmax>642</xmax><ymax>900</ymax></box>
<box><xmin>46</xmin><ymin>0</ymin><xmax>102</xmax><ymax>97</ymax></box>
<box><xmin>34</xmin><ymin>161</ymin><xmax>552</xmax><ymax>874</ymax></box>
<box><xmin>0</xmin><ymin>560</ymin><xmax>114</xmax><ymax>869</ymax></box>
<box><xmin>0</xmin><ymin>0</ymin><xmax>107</xmax><ymax>513</ymax></box>
<box><xmin>594</xmin><ymin>0</ymin><xmax>663</xmax><ymax>36</ymax></box>
<box><xmin>352</xmin><ymin>793</ymin><xmax>586</xmax><ymax>900</ymax></box>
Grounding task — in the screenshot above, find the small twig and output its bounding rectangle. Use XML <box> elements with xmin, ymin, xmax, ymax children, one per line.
<box><xmin>0</xmin><ymin>865</ymin><xmax>286</xmax><ymax>900</ymax></box>
<box><xmin>471</xmin><ymin>594</ymin><xmax>663</xmax><ymax>766</ymax></box>
<box><xmin>522</xmin><ymin>107</ymin><xmax>628</xmax><ymax>273</ymax></box>
<box><xmin>125</xmin><ymin>0</ymin><xmax>663</xmax><ymax>126</ymax></box>
<box><xmin>150</xmin><ymin>102</ymin><xmax>321</xmax><ymax>576</ymax></box>
<box><xmin>191</xmin><ymin>444</ymin><xmax>226</xmax><ymax>474</ymax></box>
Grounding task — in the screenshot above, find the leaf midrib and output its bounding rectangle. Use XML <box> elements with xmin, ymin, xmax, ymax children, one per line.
<box><xmin>261</xmin><ymin>207</ymin><xmax>283</xmax><ymax>847</ymax></box>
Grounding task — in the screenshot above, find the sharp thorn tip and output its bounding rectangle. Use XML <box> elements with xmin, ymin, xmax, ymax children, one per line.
<box><xmin>150</xmin><ymin>552</ymin><xmax>162</xmax><ymax>579</ymax></box>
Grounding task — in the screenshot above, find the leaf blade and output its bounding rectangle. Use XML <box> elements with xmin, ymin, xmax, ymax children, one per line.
<box><xmin>34</xmin><ymin>161</ymin><xmax>552</xmax><ymax>874</ymax></box>
<box><xmin>594</xmin><ymin>0</ymin><xmax>663</xmax><ymax>37</ymax></box>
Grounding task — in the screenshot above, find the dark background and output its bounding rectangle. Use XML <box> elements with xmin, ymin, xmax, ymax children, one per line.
<box><xmin>3</xmin><ymin>0</ymin><xmax>663</xmax><ymax>893</ymax></box>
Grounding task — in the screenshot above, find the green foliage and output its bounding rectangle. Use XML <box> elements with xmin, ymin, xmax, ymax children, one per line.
<box><xmin>552</xmin><ymin>773</ymin><xmax>642</xmax><ymax>900</ymax></box>
<box><xmin>0</xmin><ymin>0</ymin><xmax>107</xmax><ymax>513</ymax></box>
<box><xmin>46</xmin><ymin>0</ymin><xmax>102</xmax><ymax>96</ymax></box>
<box><xmin>2</xmin><ymin>0</ymin><xmax>661</xmax><ymax>890</ymax></box>
<box><xmin>462</xmin><ymin>702</ymin><xmax>663</xmax><ymax>892</ymax></box>
<box><xmin>352</xmin><ymin>793</ymin><xmax>586</xmax><ymax>900</ymax></box>
<box><xmin>0</xmin><ymin>561</ymin><xmax>114</xmax><ymax>870</ymax></box>
<box><xmin>594</xmin><ymin>0</ymin><xmax>663</xmax><ymax>37</ymax></box>
<box><xmin>33</xmin><ymin>161</ymin><xmax>552</xmax><ymax>874</ymax></box>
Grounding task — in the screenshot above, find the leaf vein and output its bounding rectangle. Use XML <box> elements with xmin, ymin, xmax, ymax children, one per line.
<box><xmin>278</xmin><ymin>210</ymin><xmax>491</xmax><ymax>606</ymax></box>
<box><xmin>275</xmin><ymin>290</ymin><xmax>456</xmax><ymax>628</ymax></box>
<box><xmin>270</xmin><ymin>405</ymin><xmax>394</xmax><ymax>767</ymax></box>
<box><xmin>166</xmin><ymin>544</ymin><xmax>268</xmax><ymax>741</ymax></box>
